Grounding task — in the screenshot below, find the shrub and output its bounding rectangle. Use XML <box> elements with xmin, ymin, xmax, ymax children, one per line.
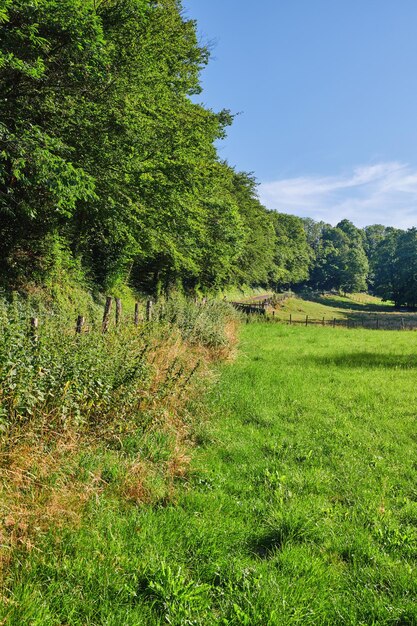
<box><xmin>154</xmin><ymin>295</ymin><xmax>238</xmax><ymax>349</ymax></box>
<box><xmin>0</xmin><ymin>299</ymin><xmax>151</xmax><ymax>428</ymax></box>
<box><xmin>0</xmin><ymin>295</ymin><xmax>237</xmax><ymax>429</ymax></box>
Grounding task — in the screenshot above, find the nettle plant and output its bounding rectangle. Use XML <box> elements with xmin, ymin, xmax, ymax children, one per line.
<box><xmin>0</xmin><ymin>299</ymin><xmax>151</xmax><ymax>428</ymax></box>
<box><xmin>0</xmin><ymin>295</ymin><xmax>237</xmax><ymax>430</ymax></box>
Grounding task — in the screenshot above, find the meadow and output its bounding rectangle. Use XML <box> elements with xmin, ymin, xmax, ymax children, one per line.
<box><xmin>266</xmin><ymin>293</ymin><xmax>417</xmax><ymax>331</ymax></box>
<box><xmin>2</xmin><ymin>321</ymin><xmax>417</xmax><ymax>625</ymax></box>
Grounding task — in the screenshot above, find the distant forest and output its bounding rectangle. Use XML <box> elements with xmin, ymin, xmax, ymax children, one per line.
<box><xmin>1</xmin><ymin>0</ymin><xmax>416</xmax><ymax>306</ymax></box>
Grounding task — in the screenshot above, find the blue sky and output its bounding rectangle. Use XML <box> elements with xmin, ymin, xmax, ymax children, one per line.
<box><xmin>182</xmin><ymin>0</ymin><xmax>417</xmax><ymax>227</ymax></box>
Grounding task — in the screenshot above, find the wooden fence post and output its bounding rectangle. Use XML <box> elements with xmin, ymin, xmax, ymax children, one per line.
<box><xmin>102</xmin><ymin>296</ymin><xmax>112</xmax><ymax>333</ymax></box>
<box><xmin>30</xmin><ymin>317</ymin><xmax>39</xmax><ymax>343</ymax></box>
<box><xmin>134</xmin><ymin>302</ymin><xmax>140</xmax><ymax>326</ymax></box>
<box><xmin>305</xmin><ymin>315</ymin><xmax>308</xmax><ymax>327</ymax></box>
<box><xmin>146</xmin><ymin>299</ymin><xmax>153</xmax><ymax>322</ymax></box>
<box><xmin>333</xmin><ymin>318</ymin><xmax>336</xmax><ymax>328</ymax></box>
<box><xmin>322</xmin><ymin>316</ymin><xmax>325</xmax><ymax>326</ymax></box>
<box><xmin>115</xmin><ymin>298</ymin><xmax>122</xmax><ymax>326</ymax></box>
<box><xmin>401</xmin><ymin>317</ymin><xmax>405</xmax><ymax>330</ymax></box>
<box><xmin>76</xmin><ymin>315</ymin><xmax>85</xmax><ymax>334</ymax></box>
<box><xmin>289</xmin><ymin>314</ymin><xmax>292</xmax><ymax>325</ymax></box>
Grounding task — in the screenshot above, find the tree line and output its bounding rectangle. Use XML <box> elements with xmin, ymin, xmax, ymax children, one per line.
<box><xmin>0</xmin><ymin>0</ymin><xmax>416</xmax><ymax>307</ymax></box>
<box><xmin>299</xmin><ymin>220</ymin><xmax>417</xmax><ymax>308</ymax></box>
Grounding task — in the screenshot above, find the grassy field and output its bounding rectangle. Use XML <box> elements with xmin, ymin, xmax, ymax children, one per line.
<box><xmin>268</xmin><ymin>293</ymin><xmax>417</xmax><ymax>329</ymax></box>
<box><xmin>3</xmin><ymin>323</ymin><xmax>417</xmax><ymax>624</ymax></box>
<box><xmin>273</xmin><ymin>293</ymin><xmax>393</xmax><ymax>320</ymax></box>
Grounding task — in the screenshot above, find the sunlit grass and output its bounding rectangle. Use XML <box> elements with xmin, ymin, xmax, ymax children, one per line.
<box><xmin>271</xmin><ymin>293</ymin><xmax>417</xmax><ymax>329</ymax></box>
<box><xmin>2</xmin><ymin>324</ymin><xmax>417</xmax><ymax>624</ymax></box>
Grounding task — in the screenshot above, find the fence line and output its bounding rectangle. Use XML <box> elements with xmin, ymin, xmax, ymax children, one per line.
<box><xmin>17</xmin><ymin>296</ymin><xmax>417</xmax><ymax>335</ymax></box>
<box><xmin>18</xmin><ymin>297</ymin><xmax>155</xmax><ymax>337</ymax></box>
<box><xmin>229</xmin><ymin>293</ymin><xmax>291</xmax><ymax>316</ymax></box>
<box><xmin>230</xmin><ymin>302</ymin><xmax>266</xmax><ymax>316</ymax></box>
<box><xmin>251</xmin><ymin>314</ymin><xmax>417</xmax><ymax>332</ymax></box>
<box><xmin>230</xmin><ymin>294</ymin><xmax>417</xmax><ymax>331</ymax></box>
<box><xmin>20</xmin><ymin>295</ymin><xmax>229</xmax><ymax>337</ymax></box>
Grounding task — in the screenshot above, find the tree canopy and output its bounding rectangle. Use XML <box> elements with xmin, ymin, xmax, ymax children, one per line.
<box><xmin>1</xmin><ymin>0</ymin><xmax>416</xmax><ymax>305</ymax></box>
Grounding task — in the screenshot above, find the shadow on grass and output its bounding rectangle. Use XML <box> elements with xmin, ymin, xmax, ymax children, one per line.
<box><xmin>250</xmin><ymin>518</ymin><xmax>312</xmax><ymax>559</ymax></box>
<box><xmin>250</xmin><ymin>531</ymin><xmax>286</xmax><ymax>558</ymax></box>
<box><xmin>242</xmin><ymin>413</ymin><xmax>273</xmax><ymax>428</ymax></box>
<box><xmin>305</xmin><ymin>294</ymin><xmax>395</xmax><ymax>313</ymax></box>
<box><xmin>311</xmin><ymin>353</ymin><xmax>417</xmax><ymax>369</ymax></box>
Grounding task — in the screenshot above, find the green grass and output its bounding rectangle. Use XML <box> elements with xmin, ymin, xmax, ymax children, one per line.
<box><xmin>221</xmin><ymin>285</ymin><xmax>273</xmax><ymax>302</ymax></box>
<box><xmin>270</xmin><ymin>293</ymin><xmax>417</xmax><ymax>329</ymax></box>
<box><xmin>3</xmin><ymin>324</ymin><xmax>417</xmax><ymax>624</ymax></box>
<box><xmin>312</xmin><ymin>292</ymin><xmax>394</xmax><ymax>311</ymax></box>
<box><xmin>273</xmin><ymin>294</ymin><xmax>353</xmax><ymax>320</ymax></box>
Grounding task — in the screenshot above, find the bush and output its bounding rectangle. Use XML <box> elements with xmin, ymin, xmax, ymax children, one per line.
<box><xmin>0</xmin><ymin>295</ymin><xmax>237</xmax><ymax>429</ymax></box>
<box><xmin>154</xmin><ymin>295</ymin><xmax>238</xmax><ymax>349</ymax></box>
<box><xmin>0</xmin><ymin>299</ymin><xmax>150</xmax><ymax>428</ymax></box>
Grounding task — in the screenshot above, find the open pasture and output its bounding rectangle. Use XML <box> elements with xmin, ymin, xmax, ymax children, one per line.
<box><xmin>268</xmin><ymin>293</ymin><xmax>417</xmax><ymax>330</ymax></box>
<box><xmin>3</xmin><ymin>323</ymin><xmax>417</xmax><ymax>625</ymax></box>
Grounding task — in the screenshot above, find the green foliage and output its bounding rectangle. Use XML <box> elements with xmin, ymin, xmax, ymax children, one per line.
<box><xmin>156</xmin><ymin>295</ymin><xmax>238</xmax><ymax>348</ymax></box>
<box><xmin>307</xmin><ymin>221</ymin><xmax>368</xmax><ymax>293</ymax></box>
<box><xmin>231</xmin><ymin>173</ymin><xmax>276</xmax><ymax>287</ymax></box>
<box><xmin>0</xmin><ymin>299</ymin><xmax>150</xmax><ymax>426</ymax></box>
<box><xmin>0</xmin><ymin>294</ymin><xmax>235</xmax><ymax>428</ymax></box>
<box><xmin>304</xmin><ymin>219</ymin><xmax>417</xmax><ymax>308</ymax></box>
<box><xmin>269</xmin><ymin>212</ymin><xmax>311</xmax><ymax>288</ymax></box>
<box><xmin>362</xmin><ymin>224</ymin><xmax>388</xmax><ymax>292</ymax></box>
<box><xmin>0</xmin><ymin>0</ymin><xmax>249</xmax><ymax>294</ymax></box>
<box><xmin>390</xmin><ymin>228</ymin><xmax>417</xmax><ymax>307</ymax></box>
<box><xmin>372</xmin><ymin>227</ymin><xmax>417</xmax><ymax>307</ymax></box>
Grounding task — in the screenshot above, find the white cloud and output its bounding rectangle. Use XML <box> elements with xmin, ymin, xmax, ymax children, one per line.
<box><xmin>258</xmin><ymin>162</ymin><xmax>417</xmax><ymax>228</ymax></box>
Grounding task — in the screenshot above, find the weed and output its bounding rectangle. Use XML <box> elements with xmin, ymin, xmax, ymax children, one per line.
<box><xmin>146</xmin><ymin>563</ymin><xmax>211</xmax><ymax>625</ymax></box>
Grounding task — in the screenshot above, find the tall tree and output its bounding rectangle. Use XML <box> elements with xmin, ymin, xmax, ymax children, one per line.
<box><xmin>0</xmin><ymin>0</ymin><xmax>246</xmax><ymax>294</ymax></box>
<box><xmin>370</xmin><ymin>228</ymin><xmax>400</xmax><ymax>303</ymax></box>
<box><xmin>0</xmin><ymin>0</ymin><xmax>104</xmax><ymax>282</ymax></box>
<box><xmin>269</xmin><ymin>212</ymin><xmax>311</xmax><ymax>288</ymax></box>
<box><xmin>308</xmin><ymin>221</ymin><xmax>368</xmax><ymax>293</ymax></box>
<box><xmin>336</xmin><ymin>220</ymin><xmax>369</xmax><ymax>293</ymax></box>
<box><xmin>363</xmin><ymin>224</ymin><xmax>388</xmax><ymax>289</ymax></box>
<box><xmin>231</xmin><ymin>173</ymin><xmax>276</xmax><ymax>287</ymax></box>
<box><xmin>392</xmin><ymin>228</ymin><xmax>417</xmax><ymax>308</ymax></box>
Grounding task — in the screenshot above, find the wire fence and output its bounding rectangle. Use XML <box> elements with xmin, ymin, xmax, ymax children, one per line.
<box><xmin>230</xmin><ymin>301</ymin><xmax>417</xmax><ymax>331</ymax></box>
<box><xmin>25</xmin><ymin>296</ymin><xmax>417</xmax><ymax>336</ymax></box>
<box><xmin>280</xmin><ymin>315</ymin><xmax>417</xmax><ymax>331</ymax></box>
